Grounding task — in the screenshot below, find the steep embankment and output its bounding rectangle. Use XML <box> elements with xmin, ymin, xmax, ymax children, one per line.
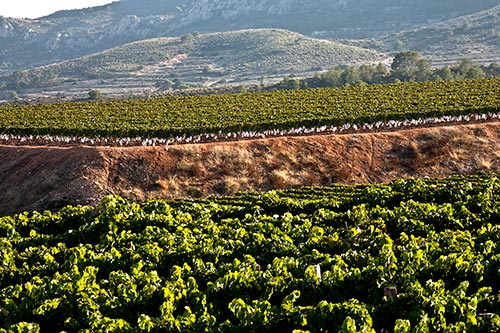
<box><xmin>2</xmin><ymin>121</ymin><xmax>500</xmax><ymax>216</ymax></box>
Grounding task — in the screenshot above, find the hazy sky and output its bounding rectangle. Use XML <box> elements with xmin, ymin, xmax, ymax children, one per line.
<box><xmin>0</xmin><ymin>0</ymin><xmax>116</xmax><ymax>19</ymax></box>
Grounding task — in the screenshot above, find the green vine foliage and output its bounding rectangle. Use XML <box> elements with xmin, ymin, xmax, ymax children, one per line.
<box><xmin>1</xmin><ymin>174</ymin><xmax>500</xmax><ymax>331</ymax></box>
<box><xmin>0</xmin><ymin>78</ymin><xmax>499</xmax><ymax>138</ymax></box>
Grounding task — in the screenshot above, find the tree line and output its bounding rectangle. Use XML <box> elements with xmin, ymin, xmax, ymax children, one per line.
<box><xmin>269</xmin><ymin>51</ymin><xmax>500</xmax><ymax>91</ymax></box>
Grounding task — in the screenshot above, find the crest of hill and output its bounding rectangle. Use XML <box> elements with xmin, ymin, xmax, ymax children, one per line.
<box><xmin>357</xmin><ymin>5</ymin><xmax>500</xmax><ymax>65</ymax></box>
<box><xmin>0</xmin><ymin>0</ymin><xmax>498</xmax><ymax>72</ymax></box>
<box><xmin>8</xmin><ymin>29</ymin><xmax>385</xmax><ymax>90</ymax></box>
<box><xmin>35</xmin><ymin>0</ymin><xmax>500</xmax><ymax>37</ymax></box>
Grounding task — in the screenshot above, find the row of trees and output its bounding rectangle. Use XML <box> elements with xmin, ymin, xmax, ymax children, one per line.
<box><xmin>270</xmin><ymin>51</ymin><xmax>500</xmax><ymax>91</ymax></box>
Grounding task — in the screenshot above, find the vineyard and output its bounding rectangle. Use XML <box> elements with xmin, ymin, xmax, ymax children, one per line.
<box><xmin>1</xmin><ymin>78</ymin><xmax>500</xmax><ymax>143</ymax></box>
<box><xmin>1</xmin><ymin>174</ymin><xmax>500</xmax><ymax>331</ymax></box>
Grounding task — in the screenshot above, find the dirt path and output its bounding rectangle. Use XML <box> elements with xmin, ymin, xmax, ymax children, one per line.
<box><xmin>2</xmin><ymin>121</ymin><xmax>500</xmax><ymax>216</ymax></box>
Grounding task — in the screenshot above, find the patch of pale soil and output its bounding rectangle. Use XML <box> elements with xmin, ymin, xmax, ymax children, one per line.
<box><xmin>2</xmin><ymin>122</ymin><xmax>500</xmax><ymax>216</ymax></box>
<box><xmin>135</xmin><ymin>54</ymin><xmax>188</xmax><ymax>76</ymax></box>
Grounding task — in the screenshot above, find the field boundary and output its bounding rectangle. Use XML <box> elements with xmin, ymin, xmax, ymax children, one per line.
<box><xmin>1</xmin><ymin>112</ymin><xmax>499</xmax><ymax>147</ymax></box>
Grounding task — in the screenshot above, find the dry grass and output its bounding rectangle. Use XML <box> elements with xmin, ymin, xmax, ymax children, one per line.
<box><xmin>452</xmin><ymin>132</ymin><xmax>491</xmax><ymax>152</ymax></box>
<box><xmin>448</xmin><ymin>150</ymin><xmax>462</xmax><ymax>160</ymax></box>
<box><xmin>298</xmin><ymin>170</ymin><xmax>321</xmax><ymax>186</ymax></box>
<box><xmin>224</xmin><ymin>177</ymin><xmax>243</xmax><ymax>194</ymax></box>
<box><xmin>206</xmin><ymin>146</ymin><xmax>256</xmax><ymax>176</ymax></box>
<box><xmin>476</xmin><ymin>156</ymin><xmax>493</xmax><ymax>170</ymax></box>
<box><xmin>122</xmin><ymin>187</ymin><xmax>145</xmax><ymax>201</ymax></box>
<box><xmin>212</xmin><ymin>176</ymin><xmax>250</xmax><ymax>195</ymax></box>
<box><xmin>227</xmin><ymin>176</ymin><xmax>249</xmax><ymax>194</ymax></box>
<box><xmin>190</xmin><ymin>162</ymin><xmax>205</xmax><ymax>177</ymax></box>
<box><xmin>332</xmin><ymin>164</ymin><xmax>354</xmax><ymax>183</ymax></box>
<box><xmin>6</xmin><ymin>122</ymin><xmax>500</xmax><ymax>216</ymax></box>
<box><xmin>268</xmin><ymin>169</ymin><xmax>302</xmax><ymax>189</ymax></box>
<box><xmin>155</xmin><ymin>178</ymin><xmax>170</xmax><ymax>190</ymax></box>
<box><xmin>205</xmin><ymin>146</ymin><xmax>226</xmax><ymax>166</ymax></box>
<box><xmin>176</xmin><ymin>157</ymin><xmax>205</xmax><ymax>176</ymax></box>
<box><xmin>176</xmin><ymin>157</ymin><xmax>193</xmax><ymax>172</ymax></box>
<box><xmin>268</xmin><ymin>169</ymin><xmax>288</xmax><ymax>189</ymax></box>
<box><xmin>154</xmin><ymin>176</ymin><xmax>184</xmax><ymax>196</ymax></box>
<box><xmin>298</xmin><ymin>151</ymin><xmax>319</xmax><ymax>168</ymax></box>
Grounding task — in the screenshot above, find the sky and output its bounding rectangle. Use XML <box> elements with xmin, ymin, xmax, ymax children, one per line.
<box><xmin>0</xmin><ymin>0</ymin><xmax>116</xmax><ymax>19</ymax></box>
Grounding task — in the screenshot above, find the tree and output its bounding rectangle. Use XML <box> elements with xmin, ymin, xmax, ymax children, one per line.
<box><xmin>358</xmin><ymin>64</ymin><xmax>375</xmax><ymax>84</ymax></box>
<box><xmin>486</xmin><ymin>63</ymin><xmax>500</xmax><ymax>77</ymax></box>
<box><xmin>280</xmin><ymin>77</ymin><xmax>300</xmax><ymax>90</ymax></box>
<box><xmin>88</xmin><ymin>89</ymin><xmax>102</xmax><ymax>100</ymax></box>
<box><xmin>390</xmin><ymin>51</ymin><xmax>431</xmax><ymax>82</ymax></box>
<box><xmin>341</xmin><ymin>66</ymin><xmax>362</xmax><ymax>86</ymax></box>
<box><xmin>235</xmin><ymin>85</ymin><xmax>247</xmax><ymax>93</ymax></box>
<box><xmin>180</xmin><ymin>34</ymin><xmax>193</xmax><ymax>42</ymax></box>
<box><xmin>373</xmin><ymin>63</ymin><xmax>390</xmax><ymax>84</ymax></box>
<box><xmin>320</xmin><ymin>68</ymin><xmax>342</xmax><ymax>87</ymax></box>
<box><xmin>455</xmin><ymin>58</ymin><xmax>473</xmax><ymax>78</ymax></box>
<box><xmin>454</xmin><ymin>58</ymin><xmax>486</xmax><ymax>79</ymax></box>
<box><xmin>465</xmin><ymin>66</ymin><xmax>485</xmax><ymax>79</ymax></box>
<box><xmin>155</xmin><ymin>79</ymin><xmax>173</xmax><ymax>91</ymax></box>
<box><xmin>172</xmin><ymin>79</ymin><xmax>189</xmax><ymax>90</ymax></box>
<box><xmin>9</xmin><ymin>91</ymin><xmax>19</xmax><ymax>101</ymax></box>
<box><xmin>433</xmin><ymin>66</ymin><xmax>454</xmax><ymax>81</ymax></box>
<box><xmin>415</xmin><ymin>58</ymin><xmax>432</xmax><ymax>82</ymax></box>
<box><xmin>8</xmin><ymin>70</ymin><xmax>30</xmax><ymax>90</ymax></box>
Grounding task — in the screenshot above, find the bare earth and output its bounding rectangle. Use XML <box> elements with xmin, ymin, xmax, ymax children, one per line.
<box><xmin>2</xmin><ymin>122</ymin><xmax>500</xmax><ymax>216</ymax></box>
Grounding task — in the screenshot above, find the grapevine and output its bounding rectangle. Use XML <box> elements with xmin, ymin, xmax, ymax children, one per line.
<box><xmin>1</xmin><ymin>78</ymin><xmax>500</xmax><ymax>144</ymax></box>
<box><xmin>1</xmin><ymin>174</ymin><xmax>500</xmax><ymax>331</ymax></box>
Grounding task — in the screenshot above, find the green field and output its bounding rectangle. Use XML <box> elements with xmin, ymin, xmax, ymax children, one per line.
<box><xmin>1</xmin><ymin>174</ymin><xmax>500</xmax><ymax>331</ymax></box>
<box><xmin>1</xmin><ymin>77</ymin><xmax>500</xmax><ymax>138</ymax></box>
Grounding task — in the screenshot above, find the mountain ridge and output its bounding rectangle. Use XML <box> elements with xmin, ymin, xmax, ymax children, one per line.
<box><xmin>1</xmin><ymin>28</ymin><xmax>387</xmax><ymax>100</ymax></box>
<box><xmin>0</xmin><ymin>0</ymin><xmax>498</xmax><ymax>72</ymax></box>
<box><xmin>372</xmin><ymin>4</ymin><xmax>500</xmax><ymax>65</ymax></box>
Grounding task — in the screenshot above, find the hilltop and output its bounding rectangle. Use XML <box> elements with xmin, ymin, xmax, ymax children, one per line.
<box><xmin>1</xmin><ymin>29</ymin><xmax>386</xmax><ymax>100</ymax></box>
<box><xmin>354</xmin><ymin>4</ymin><xmax>500</xmax><ymax>65</ymax></box>
<box><xmin>0</xmin><ymin>0</ymin><xmax>498</xmax><ymax>73</ymax></box>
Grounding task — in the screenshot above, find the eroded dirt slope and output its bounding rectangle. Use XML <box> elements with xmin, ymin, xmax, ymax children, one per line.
<box><xmin>2</xmin><ymin>122</ymin><xmax>500</xmax><ymax>216</ymax></box>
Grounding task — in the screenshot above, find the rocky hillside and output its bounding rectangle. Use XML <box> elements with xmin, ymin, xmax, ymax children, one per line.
<box><xmin>0</xmin><ymin>0</ymin><xmax>498</xmax><ymax>72</ymax></box>
<box><xmin>371</xmin><ymin>5</ymin><xmax>500</xmax><ymax>66</ymax></box>
<box><xmin>1</xmin><ymin>29</ymin><xmax>386</xmax><ymax>100</ymax></box>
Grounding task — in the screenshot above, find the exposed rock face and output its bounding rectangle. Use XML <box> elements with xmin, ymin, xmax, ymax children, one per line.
<box><xmin>0</xmin><ymin>17</ymin><xmax>32</xmax><ymax>39</ymax></box>
<box><xmin>177</xmin><ymin>0</ymin><xmax>292</xmax><ymax>24</ymax></box>
<box><xmin>0</xmin><ymin>18</ymin><xmax>15</xmax><ymax>38</ymax></box>
<box><xmin>0</xmin><ymin>0</ymin><xmax>499</xmax><ymax>70</ymax></box>
<box><xmin>109</xmin><ymin>15</ymin><xmax>170</xmax><ymax>38</ymax></box>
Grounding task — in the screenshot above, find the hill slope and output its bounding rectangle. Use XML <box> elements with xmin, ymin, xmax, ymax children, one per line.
<box><xmin>2</xmin><ymin>29</ymin><xmax>386</xmax><ymax>99</ymax></box>
<box><xmin>2</xmin><ymin>121</ymin><xmax>500</xmax><ymax>216</ymax></box>
<box><xmin>0</xmin><ymin>0</ymin><xmax>498</xmax><ymax>72</ymax></box>
<box><xmin>361</xmin><ymin>4</ymin><xmax>500</xmax><ymax>65</ymax></box>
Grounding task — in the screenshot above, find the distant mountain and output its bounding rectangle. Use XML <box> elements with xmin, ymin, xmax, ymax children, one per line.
<box><xmin>0</xmin><ymin>0</ymin><xmax>498</xmax><ymax>72</ymax></box>
<box><xmin>359</xmin><ymin>5</ymin><xmax>500</xmax><ymax>66</ymax></box>
<box><xmin>1</xmin><ymin>29</ymin><xmax>386</xmax><ymax>99</ymax></box>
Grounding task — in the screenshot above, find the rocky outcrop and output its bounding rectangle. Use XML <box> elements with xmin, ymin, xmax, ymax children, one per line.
<box><xmin>0</xmin><ymin>17</ymin><xmax>35</xmax><ymax>39</ymax></box>
<box><xmin>0</xmin><ymin>0</ymin><xmax>499</xmax><ymax>70</ymax></box>
<box><xmin>108</xmin><ymin>15</ymin><xmax>171</xmax><ymax>39</ymax></box>
<box><xmin>0</xmin><ymin>18</ymin><xmax>16</xmax><ymax>38</ymax></box>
